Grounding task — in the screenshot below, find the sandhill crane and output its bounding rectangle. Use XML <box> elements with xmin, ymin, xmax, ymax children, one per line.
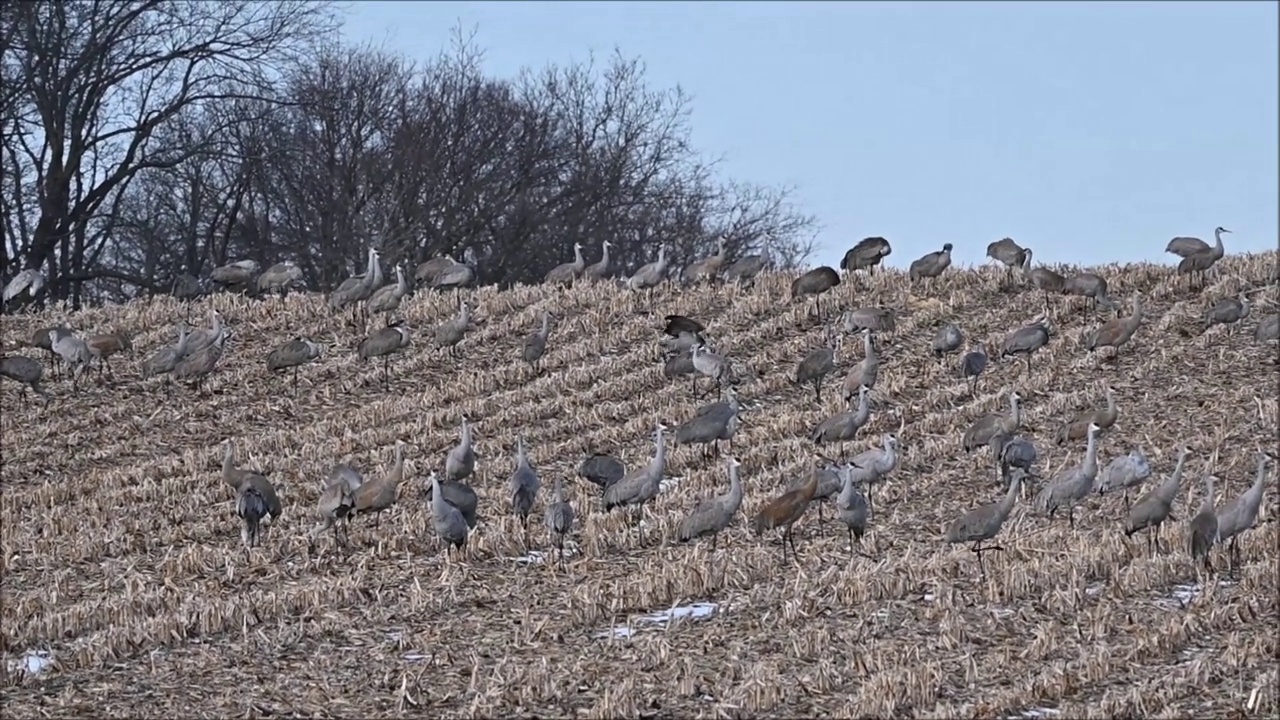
<box><xmin>664</xmin><ymin>314</ymin><xmax>705</xmax><ymax>338</ymax></box>
<box><xmin>143</xmin><ymin>327</ymin><xmax>192</xmax><ymax>380</ymax></box>
<box><xmin>236</xmin><ymin>474</ymin><xmax>281</xmax><ymax>550</ymax></box>
<box><xmin>677</xmin><ymin>456</ymin><xmax>744</xmax><ymax>553</ymax></box>
<box><xmin>944</xmin><ymin>468</ymin><xmax>1024</xmax><ymax>579</ymax></box>
<box><xmin>812</xmin><ymin>385</ymin><xmax>871</xmax><ymax>447</ymax></box>
<box><xmin>446</xmin><ymin>416</ymin><xmax>476</xmax><ymax>483</ymax></box>
<box><xmin>429</xmin><ymin>471</ymin><xmax>470</xmax><ymax>554</ymax></box>
<box><xmin>435</xmin><ymin>301</ymin><xmax>473</xmax><ymax>357</ymax></box>
<box><xmin>1056</xmin><ymin>385</ymin><xmax>1119</xmax><ymax>446</ymax></box>
<box><xmin>579</xmin><ymin>453</ymin><xmax>625</xmax><ymax>492</ymax></box>
<box><xmin>1166</xmin><ymin>226</ymin><xmax>1230</xmax><ymax>259</ymax></box>
<box><xmin>266</xmin><ymin>337</ymin><xmax>323</xmax><ymax>392</ymax></box>
<box><xmin>1254</xmin><ymin>313</ymin><xmax>1279</xmax><ymax>343</ymax></box>
<box><xmin>24</xmin><ymin>325</ymin><xmax>71</xmax><ymax>379</ymax></box>
<box><xmin>221</xmin><ymin>439</ymin><xmax>271</xmax><ymax>494</ymax></box>
<box><xmin>85</xmin><ymin>332</ymin><xmax>133</xmax><ymax>379</ymax></box>
<box><xmin>417</xmin><ymin>248</ymin><xmax>479</xmax><ymax>291</ymax></box>
<box><xmin>843</xmin><ymin>431</ymin><xmax>901</xmax><ymax>510</ymax></box>
<box><xmin>171</xmin><ymin>273</ymin><xmax>206</xmax><ymax>318</ymax></box>
<box><xmin>1063</xmin><ymin>272</ymin><xmax>1115</xmax><ymax>317</ymax></box>
<box><xmin>50</xmin><ymin>330</ymin><xmax>92</xmax><ymax>391</ymax></box>
<box><xmin>509</xmin><ymin>435</ymin><xmax>541</xmax><ymax>543</ymax></box>
<box><xmin>795</xmin><ymin>331</ymin><xmax>841</xmax><ymax>402</ymax></box>
<box><xmin>1095</xmin><ymin>448</ymin><xmax>1152</xmax><ymax>510</ymax></box>
<box><xmin>1000</xmin><ymin>315</ymin><xmax>1052</xmax><ymax>375</ymax></box>
<box><xmin>366</xmin><ymin>264</ymin><xmax>409</xmax><ymax>322</ymax></box>
<box><xmin>841</xmin><ymin>307</ymin><xmax>896</xmax><ymax>336</ymax></box>
<box><xmin>1086</xmin><ymin>293</ymin><xmax>1143</xmax><ymax>361</ymax></box>
<box><xmin>256</xmin><ymin>261</ymin><xmax>303</xmax><ymax>296</ymax></box>
<box><xmin>544</xmin><ymin>476</ymin><xmax>575</xmax><ymax>564</ymax></box>
<box><xmin>1178</xmin><ymin>231</ymin><xmax>1229</xmax><ymax>289</ymax></box>
<box><xmin>986</xmin><ymin>237</ymin><xmax>1027</xmax><ymax>281</ymax></box>
<box><xmin>415</xmin><ymin>253</ymin><xmax>458</xmax><ymax>287</ymax></box>
<box><xmin>308</xmin><ymin>473</ymin><xmax>359</xmax><ymax>553</ymax></box>
<box><xmin>674</xmin><ymin>386</ymin><xmax>742</xmax><ymax>457</ymax></box>
<box><xmin>1035</xmin><ymin>423</ymin><xmax>1103</xmax><ymax>528</ymax></box>
<box><xmin>752</xmin><ymin>467</ymin><xmax>819</xmax><ymax>564</ymax></box>
<box><xmin>545</xmin><ymin>242</ymin><xmax>586</xmax><ymax>286</ymax></box>
<box><xmin>990</xmin><ymin>432</ymin><xmax>1038</xmax><ymax>489</ymax></box>
<box><xmin>1188</xmin><ymin>475</ymin><xmax>1219</xmax><ymax>571</ymax></box>
<box><xmin>185</xmin><ymin>310</ymin><xmax>224</xmax><ymax>356</ymax></box>
<box><xmin>0</xmin><ymin>354</ymin><xmax>51</xmax><ymax>406</ymax></box>
<box><xmin>663</xmin><ymin>350</ymin><xmax>695</xmax><ymax>381</ymax></box>
<box><xmin>210</xmin><ymin>259</ymin><xmax>260</xmax><ymax>291</ymax></box>
<box><xmin>1123</xmin><ymin>446</ymin><xmax>1190</xmax><ymax>555</ymax></box>
<box><xmin>959</xmin><ymin>341</ymin><xmax>988</xmax><ymax>396</ymax></box>
<box><xmin>790</xmin><ymin>459</ymin><xmax>843</xmax><ymax>524</ymax></box>
<box><xmin>962</xmin><ymin>392</ymin><xmax>1022</xmax><ymax>453</ymax></box>
<box><xmin>721</xmin><ymin>253</ymin><xmax>767</xmax><ymax>286</ymax></box>
<box><xmin>329</xmin><ymin>247</ymin><xmax>382</xmax><ymax>325</ymax></box>
<box><xmin>627</xmin><ymin>244</ymin><xmax>668</xmax><ymax>311</ymax></box>
<box><xmin>932</xmin><ymin>323</ymin><xmax>964</xmax><ymax>358</ymax></box>
<box><xmin>1215</xmin><ymin>453</ymin><xmax>1270</xmax><ymax>571</ymax></box>
<box><xmin>836</xmin><ymin>467</ymin><xmax>872</xmax><ymax>557</ymax></box>
<box><xmin>523</xmin><ymin>312</ymin><xmax>552</xmax><ymax>375</ymax></box>
<box><xmin>908</xmin><ymin>243</ymin><xmax>953</xmax><ymax>289</ymax></box>
<box><xmin>790</xmin><ymin>266</ymin><xmax>841</xmax><ymax>318</ymax></box>
<box><xmin>842</xmin><ymin>329</ymin><xmax>878</xmax><ymax>402</ymax></box>
<box><xmin>3</xmin><ymin>268</ymin><xmax>46</xmax><ymax>310</ymax></box>
<box><xmin>583</xmin><ymin>240</ymin><xmax>613</xmax><ymax>281</ymax></box>
<box><xmin>602</xmin><ymin>423</ymin><xmax>668</xmax><ymax>543</ymax></box>
<box><xmin>691</xmin><ymin>342</ymin><xmax>732</xmax><ymax>399</ymax></box>
<box><xmin>840</xmin><ymin>236</ymin><xmax>892</xmax><ymax>277</ymax></box>
<box><xmin>664</xmin><ymin>331</ymin><xmax>701</xmax><ymax>355</ymax></box>
<box><xmin>683</xmin><ymin>236</ymin><xmax>728</xmax><ymax>285</ymax></box>
<box><xmin>357</xmin><ymin>322</ymin><xmax>411</xmax><ymax>389</ymax></box>
<box><xmin>423</xmin><ymin>476</ymin><xmax>479</xmax><ymax>529</ymax></box>
<box><xmin>1201</xmin><ymin>292</ymin><xmax>1251</xmax><ymax>334</ymax></box>
<box><xmin>1019</xmin><ymin>249</ymin><xmax>1065</xmax><ymax>308</ymax></box>
<box><xmin>352</xmin><ymin>441</ymin><xmax>405</xmax><ymax>528</ymax></box>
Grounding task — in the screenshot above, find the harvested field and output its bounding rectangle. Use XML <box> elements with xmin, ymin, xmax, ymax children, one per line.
<box><xmin>2</xmin><ymin>252</ymin><xmax>1278</xmax><ymax>718</ymax></box>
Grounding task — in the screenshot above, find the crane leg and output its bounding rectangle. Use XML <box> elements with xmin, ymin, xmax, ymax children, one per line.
<box><xmin>382</xmin><ymin>356</ymin><xmax>390</xmax><ymax>390</ymax></box>
<box><xmin>813</xmin><ymin>380</ymin><xmax>820</xmax><ymax>403</ymax></box>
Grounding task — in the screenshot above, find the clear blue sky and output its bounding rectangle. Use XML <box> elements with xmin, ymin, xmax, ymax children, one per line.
<box><xmin>341</xmin><ymin>1</ymin><xmax>1278</xmax><ymax>269</ymax></box>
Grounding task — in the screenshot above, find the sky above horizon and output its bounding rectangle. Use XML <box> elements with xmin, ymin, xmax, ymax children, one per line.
<box><xmin>341</xmin><ymin>1</ymin><xmax>1278</xmax><ymax>270</ymax></box>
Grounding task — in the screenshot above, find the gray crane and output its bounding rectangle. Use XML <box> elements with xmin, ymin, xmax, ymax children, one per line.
<box><xmin>932</xmin><ymin>323</ymin><xmax>964</xmax><ymax>359</ymax></box>
<box><xmin>959</xmin><ymin>341</ymin><xmax>988</xmax><ymax>396</ymax></box>
<box><xmin>446</xmin><ymin>416</ymin><xmax>477</xmax><ymax>483</ymax></box>
<box><xmin>171</xmin><ymin>273</ymin><xmax>206</xmax><ymax>318</ymax></box>
<box><xmin>1095</xmin><ymin>448</ymin><xmax>1152</xmax><ymax>509</ymax></box>
<box><xmin>836</xmin><ymin>466</ymin><xmax>872</xmax><ymax>557</ymax></box>
<box><xmin>811</xmin><ymin>385</ymin><xmax>871</xmax><ymax>447</ymax></box>
<box><xmin>329</xmin><ymin>247</ymin><xmax>383</xmax><ymax>326</ymax></box>
<box><xmin>842</xmin><ymin>329</ymin><xmax>879</xmax><ymax>402</ymax></box>
<box><xmin>544</xmin><ymin>476</ymin><xmax>576</xmax><ymax>564</ymax></box>
<box><xmin>1018</xmin><ymin>249</ymin><xmax>1066</xmax><ymax>308</ymax></box>
<box><xmin>691</xmin><ymin>342</ymin><xmax>732</xmax><ymax>399</ymax></box>
<box><xmin>721</xmin><ymin>253</ymin><xmax>768</xmax><ymax>286</ymax></box>
<box><xmin>1000</xmin><ymin>315</ymin><xmax>1052</xmax><ymax>375</ymax></box>
<box><xmin>944</xmin><ymin>468</ymin><xmax>1025</xmax><ymax>579</ymax></box>
<box><xmin>265</xmin><ymin>336</ymin><xmax>323</xmax><ymax>392</ymax></box>
<box><xmin>308</xmin><ymin>471</ymin><xmax>359</xmax><ymax>553</ymax></box>
<box><xmin>791</xmin><ymin>459</ymin><xmax>844</xmax><ymax>524</ymax></box>
<box><xmin>579</xmin><ymin>452</ymin><xmax>625</xmax><ymax>492</ymax></box>
<box><xmin>990</xmin><ymin>432</ymin><xmax>1038</xmax><ymax>489</ymax></box>
<box><xmin>962</xmin><ymin>391</ymin><xmax>1022</xmax><ymax>453</ymax></box>
<box><xmin>429</xmin><ymin>471</ymin><xmax>470</xmax><ymax>554</ymax></box>
<box><xmin>626</xmin><ymin>244</ymin><xmax>668</xmax><ymax>310</ymax></box>
<box><xmin>841</xmin><ymin>306</ymin><xmax>896</xmax><ymax>336</ymax></box>
<box><xmin>210</xmin><ymin>259</ymin><xmax>260</xmax><ymax>292</ymax></box>
<box><xmin>1034</xmin><ymin>422</ymin><xmax>1102</xmax><ymax>528</ymax></box>
<box><xmin>221</xmin><ymin>439</ymin><xmax>271</xmax><ymax>494</ymax></box>
<box><xmin>986</xmin><ymin>237</ymin><xmax>1027</xmax><ymax>278</ymax></box>
<box><xmin>664</xmin><ymin>330</ymin><xmax>702</xmax><ymax>355</ymax></box>
<box><xmin>677</xmin><ymin>455</ymin><xmax>744</xmax><ymax>552</ymax></box>
<box><xmin>366</xmin><ymin>264</ymin><xmax>409</xmax><ymax>322</ymax></box>
<box><xmin>674</xmin><ymin>386</ymin><xmax>742</xmax><ymax>457</ymax></box>
<box><xmin>523</xmin><ymin>311</ymin><xmax>553</xmax><ymax>375</ymax></box>
<box><xmin>255</xmin><ymin>261</ymin><xmax>304</xmax><ymax>296</ymax></box>
<box><xmin>236</xmin><ymin>474</ymin><xmax>281</xmax><ymax>550</ymax></box>
<box><xmin>434</xmin><ymin>301</ymin><xmax>473</xmax><ymax>357</ymax></box>
<box><xmin>24</xmin><ymin>325</ymin><xmax>71</xmax><ymax>379</ymax></box>
<box><xmin>173</xmin><ymin>326</ymin><xmax>230</xmax><ymax>395</ymax></box>
<box><xmin>843</xmin><ymin>431</ymin><xmax>901</xmax><ymax>511</ymax></box>
<box><xmin>1085</xmin><ymin>293</ymin><xmax>1143</xmax><ymax>360</ymax></box>
<box><xmin>0</xmin><ymin>354</ymin><xmax>50</xmax><ymax>406</ymax></box>
<box><xmin>142</xmin><ymin>326</ymin><xmax>192</xmax><ymax>380</ymax></box>
<box><xmin>351</xmin><ymin>441</ymin><xmax>407</xmax><ymax>528</ymax></box>
<box><xmin>423</xmin><ymin>475</ymin><xmax>479</xmax><ymax>529</ymax></box>
<box><xmin>908</xmin><ymin>243</ymin><xmax>953</xmax><ymax>288</ymax></box>
<box><xmin>602</xmin><ymin>423</ymin><xmax>668</xmax><ymax>543</ymax></box>
<box><xmin>357</xmin><ymin>322</ymin><xmax>411</xmax><ymax>389</ymax></box>
<box><xmin>50</xmin><ymin>330</ymin><xmax>92</xmax><ymax>391</ymax></box>
<box><xmin>1187</xmin><ymin>474</ymin><xmax>1219</xmax><ymax>571</ymax></box>
<box><xmin>1166</xmin><ymin>226</ymin><xmax>1230</xmax><ymax>259</ymax></box>
<box><xmin>85</xmin><ymin>331</ymin><xmax>133</xmax><ymax>379</ymax></box>
<box><xmin>1201</xmin><ymin>292</ymin><xmax>1251</xmax><ymax>334</ymax></box>
<box><xmin>1215</xmin><ymin>453</ymin><xmax>1270</xmax><ymax>571</ymax></box>
<box><xmin>508</xmin><ymin>435</ymin><xmax>542</xmax><ymax>542</ymax></box>
<box><xmin>1055</xmin><ymin>385</ymin><xmax>1119</xmax><ymax>446</ymax></box>
<box><xmin>415</xmin><ymin>253</ymin><xmax>459</xmax><ymax>288</ymax></box>
<box><xmin>663</xmin><ymin>350</ymin><xmax>696</xmax><ymax>382</ymax></box>
<box><xmin>1123</xmin><ymin>446</ymin><xmax>1189</xmax><ymax>555</ymax></box>
<box><xmin>1063</xmin><ymin>272</ymin><xmax>1115</xmax><ymax>317</ymax></box>
<box><xmin>1254</xmin><ymin>313</ymin><xmax>1279</xmax><ymax>343</ymax></box>
<box><xmin>2</xmin><ymin>268</ymin><xmax>46</xmax><ymax>310</ymax></box>
<box><xmin>422</xmin><ymin>248</ymin><xmax>479</xmax><ymax>291</ymax></box>
<box><xmin>185</xmin><ymin>310</ymin><xmax>224</xmax><ymax>356</ymax></box>
<box><xmin>1177</xmin><ymin>229</ymin><xmax>1229</xmax><ymax>289</ymax></box>
<box><xmin>790</xmin><ymin>266</ymin><xmax>841</xmax><ymax>318</ymax></box>
<box><xmin>840</xmin><ymin>236</ymin><xmax>892</xmax><ymax>277</ymax></box>
<box><xmin>795</xmin><ymin>331</ymin><xmax>841</xmax><ymax>402</ymax></box>
<box><xmin>683</xmin><ymin>236</ymin><xmax>728</xmax><ymax>285</ymax></box>
<box><xmin>545</xmin><ymin>242</ymin><xmax>586</xmax><ymax>286</ymax></box>
<box><xmin>664</xmin><ymin>314</ymin><xmax>706</xmax><ymax>338</ymax></box>
<box><xmin>583</xmin><ymin>240</ymin><xmax>613</xmax><ymax>281</ymax></box>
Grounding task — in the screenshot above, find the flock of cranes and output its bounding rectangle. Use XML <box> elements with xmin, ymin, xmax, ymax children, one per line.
<box><xmin>1</xmin><ymin>227</ymin><xmax>1276</xmax><ymax>583</ymax></box>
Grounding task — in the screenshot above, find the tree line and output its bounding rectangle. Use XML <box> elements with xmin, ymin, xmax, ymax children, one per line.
<box><xmin>1</xmin><ymin>1</ymin><xmax>818</xmax><ymax>308</ymax></box>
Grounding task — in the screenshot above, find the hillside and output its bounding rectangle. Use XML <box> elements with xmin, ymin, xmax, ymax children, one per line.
<box><xmin>1</xmin><ymin>251</ymin><xmax>1277</xmax><ymax>718</ymax></box>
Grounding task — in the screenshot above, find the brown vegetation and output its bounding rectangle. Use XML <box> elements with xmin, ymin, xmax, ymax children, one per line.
<box><xmin>1</xmin><ymin>252</ymin><xmax>1277</xmax><ymax>717</ymax></box>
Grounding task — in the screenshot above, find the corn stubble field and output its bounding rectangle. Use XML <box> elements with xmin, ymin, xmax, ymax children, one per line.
<box><xmin>1</xmin><ymin>252</ymin><xmax>1278</xmax><ymax>718</ymax></box>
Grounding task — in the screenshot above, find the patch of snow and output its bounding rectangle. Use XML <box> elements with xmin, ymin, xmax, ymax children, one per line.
<box><xmin>403</xmin><ymin>653</ymin><xmax>430</xmax><ymax>662</ymax></box>
<box><xmin>659</xmin><ymin>476</ymin><xmax>684</xmax><ymax>493</ymax></box>
<box><xmin>1085</xmin><ymin>583</ymin><xmax>1105</xmax><ymax>597</ymax></box>
<box><xmin>1157</xmin><ymin>579</ymin><xmax>1237</xmax><ymax>609</ymax></box>
<box><xmin>6</xmin><ymin>649</ymin><xmax>52</xmax><ymax>677</ymax></box>
<box><xmin>596</xmin><ymin>601</ymin><xmax>721</xmax><ymax>639</ymax></box>
<box><xmin>516</xmin><ymin>550</ymin><xmax>547</xmax><ymax>565</ymax></box>
<box><xmin>1002</xmin><ymin>708</ymin><xmax>1061</xmax><ymax>720</ymax></box>
<box><xmin>923</xmin><ymin>592</ymin><xmax>936</xmax><ymax>603</ymax></box>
